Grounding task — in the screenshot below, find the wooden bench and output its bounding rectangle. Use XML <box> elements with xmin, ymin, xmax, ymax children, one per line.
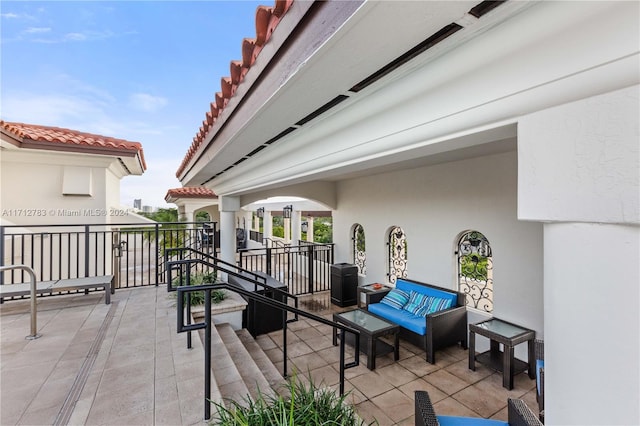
<box><xmin>0</xmin><ymin>275</ymin><xmax>113</xmax><ymax>304</ymax></box>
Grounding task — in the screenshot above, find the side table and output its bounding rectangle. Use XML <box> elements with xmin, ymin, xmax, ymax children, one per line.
<box><xmin>357</xmin><ymin>283</ymin><xmax>392</xmax><ymax>308</ymax></box>
<box><xmin>469</xmin><ymin>317</ymin><xmax>535</xmax><ymax>389</ymax></box>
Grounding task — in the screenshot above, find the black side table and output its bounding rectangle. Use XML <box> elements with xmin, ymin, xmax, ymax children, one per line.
<box><xmin>469</xmin><ymin>317</ymin><xmax>535</xmax><ymax>389</ymax></box>
<box><xmin>357</xmin><ymin>284</ymin><xmax>392</xmax><ymax>308</ymax></box>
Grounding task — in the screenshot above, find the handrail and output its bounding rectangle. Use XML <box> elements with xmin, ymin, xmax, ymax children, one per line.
<box><xmin>167</xmin><ymin>258</ymin><xmax>360</xmax><ymax>421</ymax></box>
<box><xmin>0</xmin><ymin>265</ymin><xmax>40</xmax><ymax>339</ymax></box>
<box><xmin>165</xmin><ymin>247</ymin><xmax>298</xmax><ymax>316</ymax></box>
<box><xmin>164</xmin><ymin>247</ymin><xmax>299</xmax><ymax>316</ymax></box>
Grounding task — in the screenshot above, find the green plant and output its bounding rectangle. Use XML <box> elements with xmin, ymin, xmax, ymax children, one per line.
<box><xmin>172</xmin><ymin>271</ymin><xmax>226</xmax><ymax>305</ymax></box>
<box><xmin>212</xmin><ymin>373</ymin><xmax>375</xmax><ymax>425</ymax></box>
<box><xmin>460</xmin><ymin>254</ymin><xmax>489</xmax><ymax>281</ymax></box>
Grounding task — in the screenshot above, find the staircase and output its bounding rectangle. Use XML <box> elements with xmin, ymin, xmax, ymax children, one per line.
<box><xmin>196</xmin><ymin>323</ymin><xmax>288</xmax><ymax>413</ymax></box>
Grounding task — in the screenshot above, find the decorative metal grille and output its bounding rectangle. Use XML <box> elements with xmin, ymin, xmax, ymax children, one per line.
<box><xmin>388</xmin><ymin>226</ymin><xmax>408</xmax><ymax>284</ymax></box>
<box><xmin>457</xmin><ymin>230</ymin><xmax>493</xmax><ymax>312</ymax></box>
<box><xmin>352</xmin><ymin>224</ymin><xmax>366</xmax><ymax>275</ymax></box>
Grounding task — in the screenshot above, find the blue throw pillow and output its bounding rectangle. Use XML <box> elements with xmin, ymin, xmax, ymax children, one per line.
<box><xmin>403</xmin><ymin>291</ymin><xmax>430</xmax><ymax>316</ymax></box>
<box><xmin>415</xmin><ymin>296</ymin><xmax>453</xmax><ymax>316</ymax></box>
<box><xmin>379</xmin><ymin>288</ymin><xmax>410</xmax><ymax>310</ymax></box>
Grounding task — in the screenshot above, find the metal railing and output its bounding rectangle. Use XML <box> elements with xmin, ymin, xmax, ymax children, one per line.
<box><xmin>0</xmin><ymin>222</ymin><xmax>218</xmax><ymax>292</ymax></box>
<box><xmin>238</xmin><ymin>242</ymin><xmax>334</xmax><ymax>295</ymax></box>
<box><xmin>166</xmin><ymin>257</ymin><xmax>360</xmax><ymax>421</ymax></box>
<box><xmin>0</xmin><ymin>265</ymin><xmax>40</xmax><ymax>339</ymax></box>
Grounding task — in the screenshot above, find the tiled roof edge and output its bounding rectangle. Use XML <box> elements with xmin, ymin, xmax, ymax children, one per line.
<box><xmin>175</xmin><ymin>0</ymin><xmax>294</xmax><ymax>179</ymax></box>
<box><xmin>1</xmin><ymin>120</ymin><xmax>147</xmax><ymax>170</ymax></box>
<box><xmin>165</xmin><ymin>187</ymin><xmax>218</xmax><ymax>200</ymax></box>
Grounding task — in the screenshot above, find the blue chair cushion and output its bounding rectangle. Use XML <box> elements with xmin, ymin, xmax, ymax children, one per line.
<box><xmin>437</xmin><ymin>415</ymin><xmax>508</xmax><ymax>426</ymax></box>
<box><xmin>536</xmin><ymin>359</ymin><xmax>544</xmax><ymax>395</ymax></box>
<box><xmin>395</xmin><ymin>279</ymin><xmax>458</xmax><ymax>307</ymax></box>
<box><xmin>379</xmin><ymin>288</ymin><xmax>410</xmax><ymax>310</ymax></box>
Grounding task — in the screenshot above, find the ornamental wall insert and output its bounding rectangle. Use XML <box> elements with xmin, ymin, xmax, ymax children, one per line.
<box><xmin>352</xmin><ymin>224</ymin><xmax>366</xmax><ymax>275</ymax></box>
<box><xmin>457</xmin><ymin>230</ymin><xmax>493</xmax><ymax>312</ymax></box>
<box><xmin>388</xmin><ymin>226</ymin><xmax>408</xmax><ymax>284</ymax></box>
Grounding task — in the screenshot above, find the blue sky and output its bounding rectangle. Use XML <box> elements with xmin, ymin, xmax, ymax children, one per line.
<box><xmin>1</xmin><ymin>1</ymin><xmax>264</xmax><ymax>209</ymax></box>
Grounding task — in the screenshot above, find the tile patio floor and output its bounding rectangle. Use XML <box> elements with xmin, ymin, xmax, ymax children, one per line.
<box><xmin>0</xmin><ymin>286</ymin><xmax>538</xmax><ymax>425</ymax></box>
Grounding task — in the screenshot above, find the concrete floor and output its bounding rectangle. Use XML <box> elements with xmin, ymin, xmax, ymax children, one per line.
<box><xmin>0</xmin><ymin>286</ymin><xmax>538</xmax><ymax>425</ymax></box>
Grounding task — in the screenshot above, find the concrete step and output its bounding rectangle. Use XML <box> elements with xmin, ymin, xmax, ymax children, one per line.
<box><xmin>216</xmin><ymin>323</ymin><xmax>277</xmax><ymax>402</ymax></box>
<box><xmin>197</xmin><ymin>325</ymin><xmax>251</xmax><ymax>408</ymax></box>
<box><xmin>235</xmin><ymin>328</ymin><xmax>288</xmax><ymax>397</ymax></box>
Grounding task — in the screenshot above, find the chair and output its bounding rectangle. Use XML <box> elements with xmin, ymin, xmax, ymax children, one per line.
<box><xmin>414</xmin><ymin>390</ymin><xmax>543</xmax><ymax>426</ymax></box>
<box><xmin>534</xmin><ymin>339</ymin><xmax>544</xmax><ymax>422</ymax></box>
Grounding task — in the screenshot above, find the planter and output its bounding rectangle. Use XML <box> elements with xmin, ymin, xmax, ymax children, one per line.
<box><xmin>191</xmin><ymin>290</ymin><xmax>247</xmax><ymax>330</ymax></box>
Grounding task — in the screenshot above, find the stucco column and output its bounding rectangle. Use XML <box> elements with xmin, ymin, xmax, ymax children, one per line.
<box><xmin>518</xmin><ymin>86</ymin><xmax>639</xmax><ymax>425</ymax></box>
<box><xmin>306</xmin><ymin>216</ymin><xmax>315</xmax><ymax>242</ymax></box>
<box><xmin>218</xmin><ymin>196</ymin><xmax>240</xmax><ymax>267</ymax></box>
<box><xmin>254</xmin><ymin>214</ymin><xmax>260</xmax><ymax>231</ymax></box>
<box><xmin>291</xmin><ymin>210</ymin><xmax>301</xmax><ymax>244</ymax></box>
<box><xmin>263</xmin><ymin>210</ymin><xmax>273</xmax><ymax>243</ymax></box>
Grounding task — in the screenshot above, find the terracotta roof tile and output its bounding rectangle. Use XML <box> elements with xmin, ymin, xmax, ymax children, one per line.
<box><xmin>176</xmin><ymin>0</ymin><xmax>294</xmax><ymax>178</ymax></box>
<box><xmin>165</xmin><ymin>187</ymin><xmax>217</xmax><ymax>199</ymax></box>
<box><xmin>1</xmin><ymin>120</ymin><xmax>147</xmax><ymax>170</ymax></box>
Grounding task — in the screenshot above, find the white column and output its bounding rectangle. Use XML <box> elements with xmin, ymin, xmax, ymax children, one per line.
<box><xmin>306</xmin><ymin>217</ymin><xmax>315</xmax><ymax>242</ymax></box>
<box><xmin>518</xmin><ymin>86</ymin><xmax>639</xmax><ymax>425</ymax></box>
<box><xmin>291</xmin><ymin>210</ymin><xmax>301</xmax><ymax>244</ymax></box>
<box><xmin>218</xmin><ymin>196</ymin><xmax>240</xmax><ymax>267</ymax></box>
<box><xmin>263</xmin><ymin>211</ymin><xmax>273</xmax><ymax>244</ymax></box>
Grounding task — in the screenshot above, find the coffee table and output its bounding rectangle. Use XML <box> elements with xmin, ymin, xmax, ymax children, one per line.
<box><xmin>332</xmin><ymin>309</ymin><xmax>399</xmax><ymax>370</ymax></box>
<box><xmin>469</xmin><ymin>317</ymin><xmax>536</xmax><ymax>389</ymax></box>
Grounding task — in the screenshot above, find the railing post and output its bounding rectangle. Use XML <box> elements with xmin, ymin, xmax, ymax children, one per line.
<box><xmin>282</xmin><ymin>310</ymin><xmax>288</xmax><ymax>378</ymax></box>
<box><xmin>155</xmin><ymin>223</ymin><xmax>160</xmax><ymax>285</ymax></box>
<box><xmin>307</xmin><ymin>244</ymin><xmax>315</xmax><ymax>294</ymax></box>
<box><xmin>266</xmin><ymin>247</ymin><xmax>272</xmax><ymax>276</ymax></box>
<box><xmin>0</xmin><ymin>226</ymin><xmax>5</xmax><ymax>286</ymax></box>
<box><xmin>84</xmin><ymin>225</ymin><xmax>90</xmax><ymax>277</ymax></box>
<box><xmin>204</xmin><ymin>289</ymin><xmax>212</xmax><ymax>421</ymax></box>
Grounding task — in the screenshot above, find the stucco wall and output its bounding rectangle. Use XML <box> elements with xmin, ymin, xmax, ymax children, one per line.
<box><xmin>334</xmin><ymin>150</ymin><xmax>543</xmax><ymax>334</ymax></box>
<box><xmin>1</xmin><ymin>150</ymin><xmax>112</xmax><ymax>226</ymax></box>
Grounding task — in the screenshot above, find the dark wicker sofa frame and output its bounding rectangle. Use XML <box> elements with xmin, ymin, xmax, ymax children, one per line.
<box><xmin>369</xmin><ymin>278</ymin><xmax>468</xmax><ymax>364</ymax></box>
<box><xmin>415</xmin><ymin>390</ymin><xmax>543</xmax><ymax>426</ymax></box>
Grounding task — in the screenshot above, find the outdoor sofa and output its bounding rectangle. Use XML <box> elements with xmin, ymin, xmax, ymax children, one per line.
<box><xmin>367</xmin><ymin>278</ymin><xmax>467</xmax><ymax>363</ymax></box>
<box><xmin>415</xmin><ymin>390</ymin><xmax>543</xmax><ymax>426</ymax></box>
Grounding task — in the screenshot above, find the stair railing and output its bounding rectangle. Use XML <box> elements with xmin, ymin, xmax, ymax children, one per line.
<box><xmin>167</xmin><ymin>257</ymin><xmax>360</xmax><ymax>422</ymax></box>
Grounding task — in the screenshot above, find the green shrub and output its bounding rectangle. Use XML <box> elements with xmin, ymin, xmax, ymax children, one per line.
<box><xmin>172</xmin><ymin>271</ymin><xmax>226</xmax><ymax>305</ymax></box>
<box><xmin>212</xmin><ymin>373</ymin><xmax>374</xmax><ymax>425</ymax></box>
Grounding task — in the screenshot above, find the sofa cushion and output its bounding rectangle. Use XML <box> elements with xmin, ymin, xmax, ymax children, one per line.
<box><xmin>416</xmin><ymin>296</ymin><xmax>453</xmax><ymax>316</ymax></box>
<box><xmin>368</xmin><ymin>302</ymin><xmax>427</xmax><ymax>335</ymax></box>
<box><xmin>395</xmin><ymin>279</ymin><xmax>458</xmax><ymax>307</ymax></box>
<box><xmin>379</xmin><ymin>288</ymin><xmax>410</xmax><ymax>310</ymax></box>
<box><xmin>403</xmin><ymin>291</ymin><xmax>431</xmax><ymax>315</ymax></box>
<box><xmin>437</xmin><ymin>416</ymin><xmax>508</xmax><ymax>426</ymax></box>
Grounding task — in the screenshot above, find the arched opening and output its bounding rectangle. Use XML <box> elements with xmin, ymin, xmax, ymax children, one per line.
<box><xmin>387</xmin><ymin>226</ymin><xmax>407</xmax><ymax>284</ymax></box>
<box><xmin>456</xmin><ymin>230</ymin><xmax>493</xmax><ymax>312</ymax></box>
<box><xmin>351</xmin><ymin>223</ymin><xmax>366</xmax><ymax>275</ymax></box>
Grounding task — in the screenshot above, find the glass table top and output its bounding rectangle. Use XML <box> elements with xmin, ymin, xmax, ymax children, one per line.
<box><xmin>336</xmin><ymin>310</ymin><xmax>393</xmax><ymax>332</ymax></box>
<box><xmin>475</xmin><ymin>318</ymin><xmax>530</xmax><ymax>338</ymax></box>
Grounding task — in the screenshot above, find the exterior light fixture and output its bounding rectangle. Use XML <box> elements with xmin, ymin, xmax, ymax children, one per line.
<box><xmin>301</xmin><ymin>221</ymin><xmax>308</xmax><ymax>233</ymax></box>
<box><xmin>283</xmin><ymin>205</ymin><xmax>293</xmax><ymax>219</ymax></box>
<box><xmin>256</xmin><ymin>207</ymin><xmax>264</xmax><ymax>218</ymax></box>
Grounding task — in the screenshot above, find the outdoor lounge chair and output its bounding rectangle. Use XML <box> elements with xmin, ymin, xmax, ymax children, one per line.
<box><xmin>535</xmin><ymin>339</ymin><xmax>544</xmax><ymax>422</ymax></box>
<box><xmin>414</xmin><ymin>390</ymin><xmax>543</xmax><ymax>426</ymax></box>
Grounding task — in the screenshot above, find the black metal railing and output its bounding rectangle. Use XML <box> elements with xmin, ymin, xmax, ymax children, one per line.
<box><xmin>249</xmin><ymin>230</ymin><xmax>263</xmax><ymax>243</ymax></box>
<box><xmin>166</xmin><ymin>256</ymin><xmax>360</xmax><ymax>421</ymax></box>
<box><xmin>237</xmin><ymin>242</ymin><xmax>334</xmax><ymax>295</ymax></box>
<box><xmin>0</xmin><ymin>222</ymin><xmax>218</xmax><ymax>291</ymax></box>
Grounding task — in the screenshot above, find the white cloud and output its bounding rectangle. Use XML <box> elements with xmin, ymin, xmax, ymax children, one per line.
<box><xmin>64</xmin><ymin>32</ymin><xmax>87</xmax><ymax>41</ymax></box>
<box><xmin>1</xmin><ymin>13</ymin><xmax>20</xmax><ymax>19</ymax></box>
<box><xmin>128</xmin><ymin>93</ymin><xmax>168</xmax><ymax>113</ymax></box>
<box><xmin>24</xmin><ymin>27</ymin><xmax>51</xmax><ymax>34</ymax></box>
